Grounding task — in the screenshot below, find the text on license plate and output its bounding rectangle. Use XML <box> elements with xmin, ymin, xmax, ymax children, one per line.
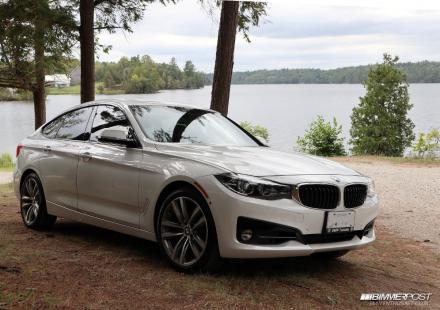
<box><xmin>326</xmin><ymin>211</ymin><xmax>355</xmax><ymax>233</ymax></box>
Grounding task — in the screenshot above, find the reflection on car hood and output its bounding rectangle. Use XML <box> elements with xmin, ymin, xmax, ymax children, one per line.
<box><xmin>155</xmin><ymin>144</ymin><xmax>360</xmax><ymax>177</ymax></box>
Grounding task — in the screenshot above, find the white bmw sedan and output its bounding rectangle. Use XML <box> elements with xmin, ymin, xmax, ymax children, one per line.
<box><xmin>14</xmin><ymin>100</ymin><xmax>378</xmax><ymax>272</ymax></box>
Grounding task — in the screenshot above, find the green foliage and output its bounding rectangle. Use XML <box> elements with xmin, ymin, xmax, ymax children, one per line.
<box><xmin>200</xmin><ymin>1</ymin><xmax>267</xmax><ymax>43</ymax></box>
<box><xmin>46</xmin><ymin>58</ymin><xmax>80</xmax><ymax>76</ymax></box>
<box><xmin>0</xmin><ymin>88</ymin><xmax>32</xmax><ymax>101</ymax></box>
<box><xmin>95</xmin><ymin>56</ymin><xmax>205</xmax><ymax>94</ymax></box>
<box><xmin>97</xmin><ymin>84</ymin><xmax>104</xmax><ymax>94</ymax></box>
<box><xmin>350</xmin><ymin>54</ymin><xmax>415</xmax><ymax>156</ymax></box>
<box><xmin>297</xmin><ymin>116</ymin><xmax>346</xmax><ymax>156</ymax></box>
<box><xmin>0</xmin><ymin>153</ymin><xmax>13</xmax><ymax>168</ymax></box>
<box><xmin>413</xmin><ymin>129</ymin><xmax>440</xmax><ymax>158</ymax></box>
<box><xmin>204</xmin><ymin>61</ymin><xmax>440</xmax><ymax>85</ymax></box>
<box><xmin>240</xmin><ymin>121</ymin><xmax>270</xmax><ymax>141</ymax></box>
<box><xmin>0</xmin><ymin>0</ymin><xmax>77</xmax><ymax>90</ymax></box>
<box><xmin>238</xmin><ymin>2</ymin><xmax>267</xmax><ymax>42</ymax></box>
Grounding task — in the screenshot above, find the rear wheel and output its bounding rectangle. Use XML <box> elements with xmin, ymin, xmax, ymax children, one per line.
<box><xmin>156</xmin><ymin>187</ymin><xmax>222</xmax><ymax>273</ymax></box>
<box><xmin>20</xmin><ymin>173</ymin><xmax>56</xmax><ymax>230</ymax></box>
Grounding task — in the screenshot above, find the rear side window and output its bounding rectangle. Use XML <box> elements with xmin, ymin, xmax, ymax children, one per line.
<box><xmin>90</xmin><ymin>105</ymin><xmax>136</xmax><ymax>143</ymax></box>
<box><xmin>42</xmin><ymin>118</ymin><xmax>63</xmax><ymax>139</ymax></box>
<box><xmin>54</xmin><ymin>107</ymin><xmax>93</xmax><ymax>140</ymax></box>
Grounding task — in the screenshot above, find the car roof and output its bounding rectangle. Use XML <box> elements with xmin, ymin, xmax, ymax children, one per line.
<box><xmin>43</xmin><ymin>99</ymin><xmax>215</xmax><ymax>127</ymax></box>
<box><xmin>84</xmin><ymin>99</ymin><xmax>210</xmax><ymax>111</ymax></box>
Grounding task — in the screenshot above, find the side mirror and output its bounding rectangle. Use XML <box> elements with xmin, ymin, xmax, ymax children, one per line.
<box><xmin>99</xmin><ymin>129</ymin><xmax>138</xmax><ymax>148</ymax></box>
<box><xmin>255</xmin><ymin>136</ymin><xmax>268</xmax><ymax>146</ymax></box>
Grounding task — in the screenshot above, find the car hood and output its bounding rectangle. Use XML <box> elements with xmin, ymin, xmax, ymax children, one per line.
<box><xmin>155</xmin><ymin>144</ymin><xmax>359</xmax><ymax>177</ymax></box>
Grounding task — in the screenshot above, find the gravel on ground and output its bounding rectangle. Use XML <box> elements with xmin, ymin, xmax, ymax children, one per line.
<box><xmin>335</xmin><ymin>157</ymin><xmax>440</xmax><ymax>251</ymax></box>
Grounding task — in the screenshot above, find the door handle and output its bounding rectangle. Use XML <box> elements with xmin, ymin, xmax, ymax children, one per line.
<box><xmin>81</xmin><ymin>152</ymin><xmax>93</xmax><ymax>162</ymax></box>
<box><xmin>44</xmin><ymin>145</ymin><xmax>51</xmax><ymax>152</ymax></box>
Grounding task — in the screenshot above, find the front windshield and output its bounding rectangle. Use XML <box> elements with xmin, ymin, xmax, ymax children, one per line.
<box><xmin>130</xmin><ymin>105</ymin><xmax>259</xmax><ymax>146</ymax></box>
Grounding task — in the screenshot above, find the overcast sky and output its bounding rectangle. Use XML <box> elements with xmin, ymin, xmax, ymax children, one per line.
<box><xmin>96</xmin><ymin>0</ymin><xmax>440</xmax><ymax>72</ymax></box>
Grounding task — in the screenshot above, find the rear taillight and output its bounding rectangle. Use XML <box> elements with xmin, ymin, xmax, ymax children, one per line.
<box><xmin>16</xmin><ymin>144</ymin><xmax>23</xmax><ymax>157</ymax></box>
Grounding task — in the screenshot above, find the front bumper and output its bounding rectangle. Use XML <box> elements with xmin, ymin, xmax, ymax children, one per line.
<box><xmin>196</xmin><ymin>174</ymin><xmax>379</xmax><ymax>259</ymax></box>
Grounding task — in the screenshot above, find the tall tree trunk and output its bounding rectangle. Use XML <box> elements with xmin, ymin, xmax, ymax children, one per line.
<box><xmin>33</xmin><ymin>5</ymin><xmax>46</xmax><ymax>129</ymax></box>
<box><xmin>210</xmin><ymin>0</ymin><xmax>239</xmax><ymax>116</ymax></box>
<box><xmin>79</xmin><ymin>0</ymin><xmax>95</xmax><ymax>103</ymax></box>
<box><xmin>33</xmin><ymin>86</ymin><xmax>46</xmax><ymax>129</ymax></box>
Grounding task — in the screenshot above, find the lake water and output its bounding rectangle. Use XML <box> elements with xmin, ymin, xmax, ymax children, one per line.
<box><xmin>1</xmin><ymin>84</ymin><xmax>439</xmax><ymax>157</ymax></box>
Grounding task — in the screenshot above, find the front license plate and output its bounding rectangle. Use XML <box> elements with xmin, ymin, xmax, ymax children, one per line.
<box><xmin>326</xmin><ymin>211</ymin><xmax>355</xmax><ymax>233</ymax></box>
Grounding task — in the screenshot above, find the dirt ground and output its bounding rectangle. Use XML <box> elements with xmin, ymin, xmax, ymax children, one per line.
<box><xmin>1</xmin><ymin>158</ymin><xmax>440</xmax><ymax>309</ymax></box>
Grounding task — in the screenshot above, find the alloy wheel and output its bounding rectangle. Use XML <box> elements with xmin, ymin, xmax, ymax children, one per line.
<box><xmin>160</xmin><ymin>196</ymin><xmax>209</xmax><ymax>267</ymax></box>
<box><xmin>21</xmin><ymin>177</ymin><xmax>41</xmax><ymax>226</ymax></box>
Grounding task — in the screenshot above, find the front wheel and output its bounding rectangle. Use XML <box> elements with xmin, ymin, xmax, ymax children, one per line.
<box><xmin>20</xmin><ymin>173</ymin><xmax>57</xmax><ymax>230</ymax></box>
<box><xmin>156</xmin><ymin>187</ymin><xmax>222</xmax><ymax>273</ymax></box>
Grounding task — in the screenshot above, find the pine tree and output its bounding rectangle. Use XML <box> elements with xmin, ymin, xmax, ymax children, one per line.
<box><xmin>0</xmin><ymin>0</ymin><xmax>77</xmax><ymax>128</ymax></box>
<box><xmin>350</xmin><ymin>54</ymin><xmax>415</xmax><ymax>156</ymax></box>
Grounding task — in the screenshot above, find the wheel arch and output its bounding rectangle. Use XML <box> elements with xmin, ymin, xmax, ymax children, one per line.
<box><xmin>153</xmin><ymin>179</ymin><xmax>214</xmax><ymax>237</ymax></box>
<box><xmin>19</xmin><ymin>168</ymin><xmax>40</xmax><ymax>190</ymax></box>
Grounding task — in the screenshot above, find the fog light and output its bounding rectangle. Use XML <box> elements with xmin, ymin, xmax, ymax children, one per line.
<box><xmin>240</xmin><ymin>229</ymin><xmax>253</xmax><ymax>241</ymax></box>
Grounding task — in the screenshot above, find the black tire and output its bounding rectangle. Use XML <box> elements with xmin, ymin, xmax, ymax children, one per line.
<box><xmin>20</xmin><ymin>173</ymin><xmax>57</xmax><ymax>230</ymax></box>
<box><xmin>313</xmin><ymin>250</ymin><xmax>350</xmax><ymax>259</ymax></box>
<box><xmin>156</xmin><ymin>186</ymin><xmax>223</xmax><ymax>273</ymax></box>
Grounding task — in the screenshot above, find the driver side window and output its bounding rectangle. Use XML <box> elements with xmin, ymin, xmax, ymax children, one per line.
<box><xmin>90</xmin><ymin>105</ymin><xmax>136</xmax><ymax>144</ymax></box>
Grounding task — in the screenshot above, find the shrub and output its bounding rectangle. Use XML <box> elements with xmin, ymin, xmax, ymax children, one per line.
<box><xmin>0</xmin><ymin>88</ymin><xmax>32</xmax><ymax>101</ymax></box>
<box><xmin>350</xmin><ymin>54</ymin><xmax>415</xmax><ymax>156</ymax></box>
<box><xmin>97</xmin><ymin>84</ymin><xmax>104</xmax><ymax>94</ymax></box>
<box><xmin>412</xmin><ymin>129</ymin><xmax>440</xmax><ymax>158</ymax></box>
<box><xmin>240</xmin><ymin>121</ymin><xmax>270</xmax><ymax>141</ymax></box>
<box><xmin>297</xmin><ymin>116</ymin><xmax>346</xmax><ymax>156</ymax></box>
<box><xmin>0</xmin><ymin>153</ymin><xmax>13</xmax><ymax>168</ymax></box>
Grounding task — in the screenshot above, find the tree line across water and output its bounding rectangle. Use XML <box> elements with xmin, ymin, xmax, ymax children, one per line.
<box><xmin>94</xmin><ymin>57</ymin><xmax>440</xmax><ymax>95</ymax></box>
<box><xmin>95</xmin><ymin>56</ymin><xmax>205</xmax><ymax>94</ymax></box>
<box><xmin>205</xmin><ymin>60</ymin><xmax>440</xmax><ymax>84</ymax></box>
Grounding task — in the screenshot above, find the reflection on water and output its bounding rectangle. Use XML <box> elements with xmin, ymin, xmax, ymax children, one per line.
<box><xmin>1</xmin><ymin>84</ymin><xmax>439</xmax><ymax>157</ymax></box>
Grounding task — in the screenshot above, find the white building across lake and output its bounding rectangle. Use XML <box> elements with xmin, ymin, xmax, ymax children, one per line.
<box><xmin>45</xmin><ymin>74</ymin><xmax>70</xmax><ymax>88</ymax></box>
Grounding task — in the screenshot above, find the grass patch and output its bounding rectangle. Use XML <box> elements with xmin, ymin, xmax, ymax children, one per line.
<box><xmin>99</xmin><ymin>88</ymin><xmax>125</xmax><ymax>95</ymax></box>
<box><xmin>372</xmin><ymin>155</ymin><xmax>440</xmax><ymax>165</ymax></box>
<box><xmin>0</xmin><ymin>153</ymin><xmax>13</xmax><ymax>168</ymax></box>
<box><xmin>0</xmin><ymin>89</ymin><xmax>32</xmax><ymax>101</ymax></box>
<box><xmin>0</xmin><ymin>167</ymin><xmax>14</xmax><ymax>173</ymax></box>
<box><xmin>335</xmin><ymin>155</ymin><xmax>440</xmax><ymax>165</ymax></box>
<box><xmin>42</xmin><ymin>293</ymin><xmax>62</xmax><ymax>306</ymax></box>
<box><xmin>0</xmin><ymin>165</ymin><xmax>15</xmax><ymax>172</ymax></box>
<box><xmin>0</xmin><ymin>182</ymin><xmax>13</xmax><ymax>195</ymax></box>
<box><xmin>47</xmin><ymin>84</ymin><xmax>81</xmax><ymax>95</ymax></box>
<box><xmin>0</xmin><ymin>287</ymin><xmax>38</xmax><ymax>307</ymax></box>
<box><xmin>47</xmin><ymin>83</ymin><xmax>125</xmax><ymax>95</ymax></box>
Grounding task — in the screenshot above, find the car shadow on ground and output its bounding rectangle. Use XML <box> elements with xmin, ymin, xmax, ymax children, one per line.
<box><xmin>50</xmin><ymin>219</ymin><xmax>162</xmax><ymax>257</ymax></box>
<box><xmin>224</xmin><ymin>256</ymin><xmax>357</xmax><ymax>278</ymax></box>
<box><xmin>49</xmin><ymin>219</ymin><xmax>357</xmax><ymax>278</ymax></box>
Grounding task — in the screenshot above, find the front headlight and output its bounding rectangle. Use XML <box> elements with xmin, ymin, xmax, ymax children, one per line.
<box><xmin>367</xmin><ymin>179</ymin><xmax>376</xmax><ymax>198</ymax></box>
<box><xmin>215</xmin><ymin>173</ymin><xmax>292</xmax><ymax>200</ymax></box>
